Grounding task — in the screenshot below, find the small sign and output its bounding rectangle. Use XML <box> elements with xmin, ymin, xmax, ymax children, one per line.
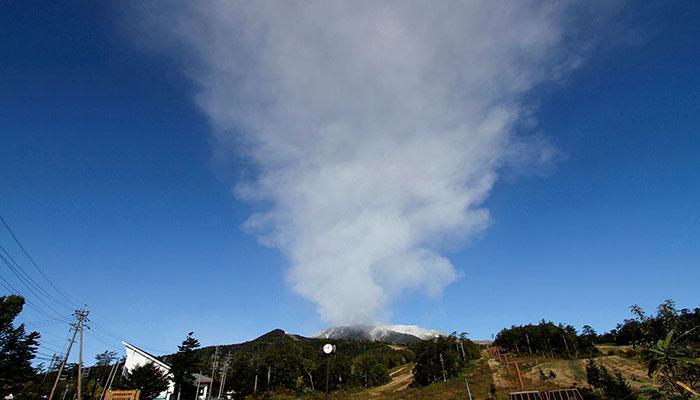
<box><xmin>106</xmin><ymin>390</ymin><xmax>140</xmax><ymax>400</ymax></box>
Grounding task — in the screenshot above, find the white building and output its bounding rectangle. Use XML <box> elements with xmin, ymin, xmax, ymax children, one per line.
<box><xmin>122</xmin><ymin>342</ymin><xmax>212</xmax><ymax>400</ymax></box>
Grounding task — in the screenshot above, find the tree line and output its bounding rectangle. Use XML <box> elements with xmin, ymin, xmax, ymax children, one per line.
<box><xmin>410</xmin><ymin>332</ymin><xmax>481</xmax><ymax>386</ymax></box>
<box><xmin>4</xmin><ymin>294</ymin><xmax>697</xmax><ymax>399</ymax></box>
<box><xmin>162</xmin><ymin>329</ymin><xmax>416</xmax><ymax>399</ymax></box>
<box><xmin>493</xmin><ymin>320</ymin><xmax>598</xmax><ymax>358</ymax></box>
<box><xmin>494</xmin><ymin>300</ymin><xmax>699</xmax><ymax>399</ymax></box>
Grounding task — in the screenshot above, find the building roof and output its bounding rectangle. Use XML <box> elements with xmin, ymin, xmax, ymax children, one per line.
<box><xmin>122</xmin><ymin>341</ymin><xmax>172</xmax><ymax>370</ymax></box>
<box><xmin>122</xmin><ymin>341</ymin><xmax>212</xmax><ymax>384</ymax></box>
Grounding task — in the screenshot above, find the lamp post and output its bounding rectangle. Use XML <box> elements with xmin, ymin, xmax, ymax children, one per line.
<box><xmin>322</xmin><ymin>343</ymin><xmax>336</xmax><ymax>400</ymax></box>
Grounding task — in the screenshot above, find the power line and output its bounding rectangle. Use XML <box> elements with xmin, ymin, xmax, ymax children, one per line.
<box><xmin>0</xmin><ymin>274</ymin><xmax>63</xmax><ymax>319</ymax></box>
<box><xmin>37</xmin><ymin>328</ymin><xmax>73</xmax><ymax>342</ymax></box>
<box><xmin>24</xmin><ymin>316</ymin><xmax>73</xmax><ymax>325</ymax></box>
<box><xmin>39</xmin><ymin>342</ymin><xmax>63</xmax><ymax>353</ymax></box>
<box><xmin>0</xmin><ymin>245</ymin><xmax>74</xmax><ymax>311</ymax></box>
<box><xmin>0</xmin><ymin>251</ymin><xmax>67</xmax><ymax>316</ymax></box>
<box><xmin>90</xmin><ymin>320</ymin><xmax>168</xmax><ymax>354</ymax></box>
<box><xmin>24</xmin><ymin>319</ymin><xmax>73</xmax><ymax>329</ymax></box>
<box><xmin>0</xmin><ymin>214</ymin><xmax>78</xmax><ymax>307</ymax></box>
<box><xmin>0</xmin><ymin>213</ymin><xmax>167</xmax><ymax>361</ymax></box>
<box><xmin>87</xmin><ymin>328</ymin><xmax>123</xmax><ymax>352</ymax></box>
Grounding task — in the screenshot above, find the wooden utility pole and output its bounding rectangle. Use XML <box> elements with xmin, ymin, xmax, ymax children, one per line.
<box><xmin>562</xmin><ymin>334</ymin><xmax>571</xmax><ymax>358</ymax></box>
<box><xmin>464</xmin><ymin>378</ymin><xmax>473</xmax><ymax>400</ymax></box>
<box><xmin>49</xmin><ymin>309</ymin><xmax>88</xmax><ymax>400</ymax></box>
<box><xmin>99</xmin><ymin>362</ymin><xmax>118</xmax><ymax>400</ymax></box>
<box><xmin>218</xmin><ymin>352</ymin><xmax>231</xmax><ymax>399</ymax></box>
<box><xmin>439</xmin><ymin>353</ymin><xmax>447</xmax><ymax>382</ymax></box>
<box><xmin>194</xmin><ymin>371</ymin><xmax>202</xmax><ymax>400</ymax></box>
<box><xmin>525</xmin><ymin>333</ymin><xmax>532</xmax><ymax>354</ymax></box>
<box><xmin>77</xmin><ymin>309</ymin><xmax>89</xmax><ymax>400</ymax></box>
<box><xmin>42</xmin><ymin>354</ymin><xmax>57</xmax><ymax>385</ymax></box>
<box><xmin>207</xmin><ymin>347</ymin><xmax>219</xmax><ymax>400</ymax></box>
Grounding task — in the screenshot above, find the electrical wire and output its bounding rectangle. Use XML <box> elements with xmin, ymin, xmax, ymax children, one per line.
<box><xmin>1</xmin><ymin>213</ymin><xmax>171</xmax><ymax>361</ymax></box>
<box><xmin>0</xmin><ymin>214</ymin><xmax>79</xmax><ymax>307</ymax></box>
<box><xmin>0</xmin><ymin>245</ymin><xmax>74</xmax><ymax>311</ymax></box>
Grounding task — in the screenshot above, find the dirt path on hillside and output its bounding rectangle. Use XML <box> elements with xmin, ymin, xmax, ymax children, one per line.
<box><xmin>356</xmin><ymin>364</ymin><xmax>414</xmax><ymax>397</ymax></box>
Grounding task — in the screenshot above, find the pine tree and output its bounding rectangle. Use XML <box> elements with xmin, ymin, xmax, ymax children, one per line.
<box><xmin>0</xmin><ymin>295</ymin><xmax>40</xmax><ymax>398</ymax></box>
<box><xmin>118</xmin><ymin>362</ymin><xmax>170</xmax><ymax>400</ymax></box>
<box><xmin>169</xmin><ymin>332</ymin><xmax>200</xmax><ymax>400</ymax></box>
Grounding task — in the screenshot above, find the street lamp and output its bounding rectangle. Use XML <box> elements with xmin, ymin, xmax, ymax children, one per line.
<box><xmin>322</xmin><ymin>343</ymin><xmax>336</xmax><ymax>399</ymax></box>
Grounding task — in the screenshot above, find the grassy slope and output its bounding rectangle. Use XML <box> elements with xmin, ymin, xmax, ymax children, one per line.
<box><xmin>259</xmin><ymin>358</ymin><xmax>493</xmax><ymax>400</ymax></box>
<box><xmin>255</xmin><ymin>345</ymin><xmax>651</xmax><ymax>400</ymax></box>
<box><xmin>489</xmin><ymin>346</ymin><xmax>651</xmax><ymax>395</ymax></box>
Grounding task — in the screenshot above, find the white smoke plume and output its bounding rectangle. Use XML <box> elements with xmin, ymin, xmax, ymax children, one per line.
<box><xmin>129</xmin><ymin>1</ymin><xmax>616</xmax><ymax>325</ymax></box>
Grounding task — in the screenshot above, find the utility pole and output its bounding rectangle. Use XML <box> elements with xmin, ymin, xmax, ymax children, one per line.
<box><xmin>218</xmin><ymin>352</ymin><xmax>231</xmax><ymax>399</ymax></box>
<box><xmin>77</xmin><ymin>309</ymin><xmax>89</xmax><ymax>400</ymax></box>
<box><xmin>110</xmin><ymin>362</ymin><xmax>123</xmax><ymax>393</ymax></box>
<box><xmin>99</xmin><ymin>361</ymin><xmax>121</xmax><ymax>400</ymax></box>
<box><xmin>42</xmin><ymin>354</ymin><xmax>57</xmax><ymax>385</ymax></box>
<box><xmin>525</xmin><ymin>333</ymin><xmax>532</xmax><ymax>354</ymax></box>
<box><xmin>464</xmin><ymin>378</ymin><xmax>473</xmax><ymax>400</ymax></box>
<box><xmin>49</xmin><ymin>309</ymin><xmax>88</xmax><ymax>400</ymax></box>
<box><xmin>207</xmin><ymin>347</ymin><xmax>219</xmax><ymax>400</ymax></box>
<box><xmin>266</xmin><ymin>366</ymin><xmax>271</xmax><ymax>389</ymax></box>
<box><xmin>562</xmin><ymin>334</ymin><xmax>571</xmax><ymax>358</ymax></box>
<box><xmin>194</xmin><ymin>371</ymin><xmax>202</xmax><ymax>400</ymax></box>
<box><xmin>439</xmin><ymin>353</ymin><xmax>447</xmax><ymax>382</ymax></box>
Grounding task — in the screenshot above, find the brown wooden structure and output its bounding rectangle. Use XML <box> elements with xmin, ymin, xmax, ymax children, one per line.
<box><xmin>511</xmin><ymin>389</ymin><xmax>583</xmax><ymax>400</ymax></box>
<box><xmin>509</xmin><ymin>390</ymin><xmax>543</xmax><ymax>400</ymax></box>
<box><xmin>541</xmin><ymin>389</ymin><xmax>584</xmax><ymax>400</ymax></box>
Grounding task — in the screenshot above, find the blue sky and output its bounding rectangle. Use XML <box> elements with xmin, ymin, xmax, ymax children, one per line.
<box><xmin>1</xmin><ymin>2</ymin><xmax>698</xmax><ymax>364</ymax></box>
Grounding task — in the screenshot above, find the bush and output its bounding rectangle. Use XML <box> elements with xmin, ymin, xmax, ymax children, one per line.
<box><xmin>585</xmin><ymin>359</ymin><xmax>634</xmax><ymax>400</ymax></box>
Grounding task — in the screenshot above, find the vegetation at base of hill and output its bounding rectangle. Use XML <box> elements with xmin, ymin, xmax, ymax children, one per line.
<box><xmin>494</xmin><ymin>321</ymin><xmax>598</xmax><ymax>358</ymax></box>
<box><xmin>171</xmin><ymin>330</ymin><xmax>415</xmax><ymax>399</ymax></box>
<box><xmin>596</xmin><ymin>300</ymin><xmax>700</xmax><ymax>348</ymax></box>
<box><xmin>6</xmin><ymin>294</ymin><xmax>699</xmax><ymax>400</ymax></box>
<box><xmin>411</xmin><ymin>333</ymin><xmax>481</xmax><ymax>386</ymax></box>
<box><xmin>117</xmin><ymin>362</ymin><xmax>170</xmax><ymax>400</ymax></box>
<box><xmin>614</xmin><ymin>300</ymin><xmax>699</xmax><ymax>400</ymax></box>
<box><xmin>585</xmin><ymin>359</ymin><xmax>635</xmax><ymax>400</ymax></box>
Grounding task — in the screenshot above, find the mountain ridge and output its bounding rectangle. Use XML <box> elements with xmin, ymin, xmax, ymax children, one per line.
<box><xmin>315</xmin><ymin>324</ymin><xmax>444</xmax><ymax>344</ymax></box>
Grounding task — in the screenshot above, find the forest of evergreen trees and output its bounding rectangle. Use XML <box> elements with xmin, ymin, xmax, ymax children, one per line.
<box><xmin>493</xmin><ymin>320</ymin><xmax>598</xmax><ymax>358</ymax></box>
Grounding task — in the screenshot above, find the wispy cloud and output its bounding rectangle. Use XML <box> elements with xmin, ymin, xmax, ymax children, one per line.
<box><xmin>129</xmin><ymin>1</ymin><xmax>618</xmax><ymax>325</ymax></box>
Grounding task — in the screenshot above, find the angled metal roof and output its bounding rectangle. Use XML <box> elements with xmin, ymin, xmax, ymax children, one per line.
<box><xmin>122</xmin><ymin>341</ymin><xmax>171</xmax><ymax>370</ymax></box>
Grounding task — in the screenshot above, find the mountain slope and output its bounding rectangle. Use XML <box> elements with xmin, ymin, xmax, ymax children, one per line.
<box><xmin>315</xmin><ymin>324</ymin><xmax>443</xmax><ymax>344</ymax></box>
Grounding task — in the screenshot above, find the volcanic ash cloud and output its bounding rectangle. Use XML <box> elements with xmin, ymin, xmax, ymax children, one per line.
<box><xmin>132</xmin><ymin>1</ymin><xmax>613</xmax><ymax>324</ymax></box>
